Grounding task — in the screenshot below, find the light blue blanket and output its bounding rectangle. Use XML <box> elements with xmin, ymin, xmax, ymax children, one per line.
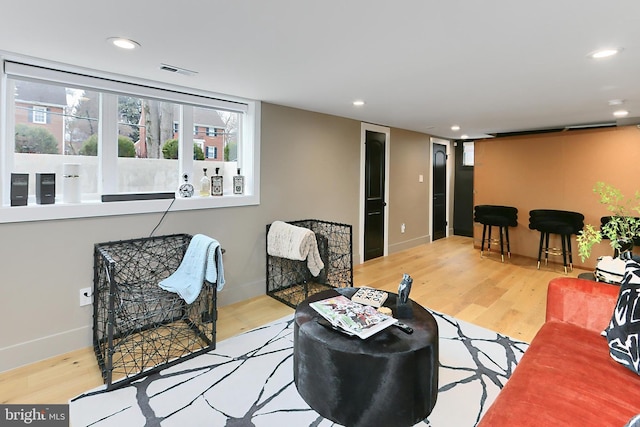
<box><xmin>159</xmin><ymin>234</ymin><xmax>225</xmax><ymax>304</ymax></box>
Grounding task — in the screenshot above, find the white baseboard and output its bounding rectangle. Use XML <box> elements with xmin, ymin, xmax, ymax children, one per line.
<box><xmin>217</xmin><ymin>278</ymin><xmax>265</xmax><ymax>307</ymax></box>
<box><xmin>0</xmin><ymin>325</ymin><xmax>92</xmax><ymax>373</ymax></box>
<box><xmin>389</xmin><ymin>235</ymin><xmax>430</xmax><ymax>254</ymax></box>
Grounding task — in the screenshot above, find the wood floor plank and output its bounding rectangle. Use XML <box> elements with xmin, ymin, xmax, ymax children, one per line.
<box><xmin>0</xmin><ymin>235</ymin><xmax>591</xmax><ymax>405</ymax></box>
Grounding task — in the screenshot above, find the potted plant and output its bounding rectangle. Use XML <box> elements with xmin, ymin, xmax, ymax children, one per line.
<box><xmin>577</xmin><ymin>181</ymin><xmax>640</xmax><ymax>261</ymax></box>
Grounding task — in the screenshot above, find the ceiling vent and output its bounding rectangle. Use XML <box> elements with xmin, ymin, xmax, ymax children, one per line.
<box><xmin>159</xmin><ymin>63</ymin><xmax>198</xmax><ymax>76</ymax></box>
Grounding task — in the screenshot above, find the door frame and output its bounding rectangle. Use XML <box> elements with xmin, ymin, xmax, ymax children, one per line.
<box><xmin>429</xmin><ymin>137</ymin><xmax>452</xmax><ymax>241</ymax></box>
<box><xmin>359</xmin><ymin>122</ymin><xmax>391</xmax><ymax>264</ymax></box>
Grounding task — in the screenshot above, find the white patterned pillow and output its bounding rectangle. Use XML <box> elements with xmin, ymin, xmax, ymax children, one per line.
<box><xmin>605</xmin><ymin>259</ymin><xmax>640</xmax><ymax>375</ymax></box>
<box><xmin>624</xmin><ymin>414</ymin><xmax>640</xmax><ymax>427</ymax></box>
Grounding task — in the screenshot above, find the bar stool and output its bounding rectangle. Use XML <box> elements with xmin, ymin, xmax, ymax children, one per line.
<box><xmin>474</xmin><ymin>205</ymin><xmax>518</xmax><ymax>262</ymax></box>
<box><xmin>529</xmin><ymin>209</ymin><xmax>584</xmax><ymax>274</ymax></box>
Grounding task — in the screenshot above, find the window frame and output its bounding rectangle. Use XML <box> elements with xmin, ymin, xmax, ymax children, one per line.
<box><xmin>31</xmin><ymin>106</ymin><xmax>47</xmax><ymax>124</ymax></box>
<box><xmin>462</xmin><ymin>141</ymin><xmax>474</xmax><ymax>167</ymax></box>
<box><xmin>0</xmin><ymin>55</ymin><xmax>261</xmax><ymax>224</ymax></box>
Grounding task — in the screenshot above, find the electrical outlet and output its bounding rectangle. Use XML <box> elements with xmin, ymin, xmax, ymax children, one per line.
<box><xmin>401</xmin><ymin>223</ymin><xmax>406</xmax><ymax>233</ymax></box>
<box><xmin>79</xmin><ymin>287</ymin><xmax>92</xmax><ymax>306</ymax></box>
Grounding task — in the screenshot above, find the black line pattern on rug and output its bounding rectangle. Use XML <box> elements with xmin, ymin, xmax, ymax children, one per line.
<box><xmin>72</xmin><ymin>311</ymin><xmax>527</xmax><ymax>427</ymax></box>
<box><xmin>75</xmin><ymin>317</ymin><xmax>306</xmax><ymax>426</ymax></box>
<box><xmin>425</xmin><ymin>309</ymin><xmax>528</xmax><ymax>426</ymax></box>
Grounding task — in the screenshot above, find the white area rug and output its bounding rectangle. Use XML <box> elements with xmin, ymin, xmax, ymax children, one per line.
<box><xmin>70</xmin><ymin>309</ymin><xmax>528</xmax><ymax>427</ymax></box>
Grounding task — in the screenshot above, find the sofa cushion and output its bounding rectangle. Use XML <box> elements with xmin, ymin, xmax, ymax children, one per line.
<box><xmin>606</xmin><ymin>259</ymin><xmax>640</xmax><ymax>375</ymax></box>
<box><xmin>546</xmin><ymin>277</ymin><xmax>620</xmax><ymax>333</ymax></box>
<box><xmin>478</xmin><ymin>321</ymin><xmax>640</xmax><ymax>426</ymax></box>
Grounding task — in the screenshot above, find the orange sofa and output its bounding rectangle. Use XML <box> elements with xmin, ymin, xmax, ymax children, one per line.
<box><xmin>478</xmin><ymin>277</ymin><xmax>640</xmax><ymax>426</ymax></box>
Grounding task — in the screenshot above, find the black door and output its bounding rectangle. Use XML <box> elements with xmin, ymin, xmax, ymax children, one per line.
<box><xmin>453</xmin><ymin>141</ymin><xmax>474</xmax><ymax>237</ymax></box>
<box><xmin>364</xmin><ymin>130</ymin><xmax>386</xmax><ymax>261</ymax></box>
<box><xmin>432</xmin><ymin>143</ymin><xmax>447</xmax><ymax>240</ymax></box>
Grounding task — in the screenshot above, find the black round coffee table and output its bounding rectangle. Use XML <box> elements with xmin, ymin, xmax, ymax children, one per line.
<box><xmin>293</xmin><ymin>288</ymin><xmax>439</xmax><ymax>427</ymax></box>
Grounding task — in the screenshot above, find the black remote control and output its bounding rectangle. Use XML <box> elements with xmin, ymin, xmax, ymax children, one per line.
<box><xmin>394</xmin><ymin>321</ymin><xmax>414</xmax><ymax>334</ymax></box>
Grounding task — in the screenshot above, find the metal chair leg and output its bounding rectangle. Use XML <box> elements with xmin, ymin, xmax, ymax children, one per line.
<box><xmin>537</xmin><ymin>232</ymin><xmax>544</xmax><ymax>269</ymax></box>
<box><xmin>566</xmin><ymin>234</ymin><xmax>574</xmax><ymax>272</ymax></box>
<box><xmin>561</xmin><ymin>233</ymin><xmax>568</xmax><ymax>274</ymax></box>
<box><xmin>481</xmin><ymin>224</ymin><xmax>487</xmax><ymax>257</ymax></box>
<box><xmin>499</xmin><ymin>226</ymin><xmax>505</xmax><ymax>262</ymax></box>
<box><xmin>544</xmin><ymin>232</ymin><xmax>550</xmax><ymax>266</ymax></box>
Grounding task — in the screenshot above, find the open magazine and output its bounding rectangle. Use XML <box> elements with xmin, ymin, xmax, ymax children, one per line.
<box><xmin>310</xmin><ymin>294</ymin><xmax>397</xmax><ymax>339</ymax></box>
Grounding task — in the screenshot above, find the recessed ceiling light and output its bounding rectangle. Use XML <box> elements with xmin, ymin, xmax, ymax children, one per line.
<box><xmin>451</xmin><ymin>125</ymin><xmax>460</xmax><ymax>131</ymax></box>
<box><xmin>613</xmin><ymin>110</ymin><xmax>629</xmax><ymax>117</ymax></box>
<box><xmin>608</xmin><ymin>99</ymin><xmax>625</xmax><ymax>106</ymax></box>
<box><xmin>461</xmin><ymin>134</ymin><xmax>469</xmax><ymax>139</ymax></box>
<box><xmin>108</xmin><ymin>37</ymin><xmax>141</xmax><ymax>50</ymax></box>
<box><xmin>353</xmin><ymin>100</ymin><xmax>365</xmax><ymax>106</ymax></box>
<box><xmin>590</xmin><ymin>48</ymin><xmax>621</xmax><ymax>59</ymax></box>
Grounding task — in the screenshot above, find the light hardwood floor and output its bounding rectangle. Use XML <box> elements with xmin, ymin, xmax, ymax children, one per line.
<box><xmin>0</xmin><ymin>235</ymin><xmax>588</xmax><ymax>404</ymax></box>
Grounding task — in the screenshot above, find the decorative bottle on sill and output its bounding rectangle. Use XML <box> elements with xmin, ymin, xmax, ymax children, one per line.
<box><xmin>233</xmin><ymin>168</ymin><xmax>244</xmax><ymax>195</ymax></box>
<box><xmin>199</xmin><ymin>168</ymin><xmax>210</xmax><ymax>197</ymax></box>
<box><xmin>178</xmin><ymin>173</ymin><xmax>194</xmax><ymax>198</ymax></box>
<box><xmin>211</xmin><ymin>167</ymin><xmax>223</xmax><ymax>196</ymax></box>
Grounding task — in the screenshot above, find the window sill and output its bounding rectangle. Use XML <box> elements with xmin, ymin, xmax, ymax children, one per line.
<box><xmin>0</xmin><ymin>193</ymin><xmax>259</xmax><ymax>224</ymax></box>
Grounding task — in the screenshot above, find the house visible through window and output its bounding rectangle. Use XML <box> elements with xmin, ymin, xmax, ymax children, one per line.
<box><xmin>1</xmin><ymin>57</ymin><xmax>260</xmax><ymax>222</ymax></box>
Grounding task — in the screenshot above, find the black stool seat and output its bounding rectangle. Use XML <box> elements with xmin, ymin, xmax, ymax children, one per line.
<box><xmin>474</xmin><ymin>205</ymin><xmax>518</xmax><ymax>262</ymax></box>
<box><xmin>529</xmin><ymin>209</ymin><xmax>584</xmax><ymax>273</ymax></box>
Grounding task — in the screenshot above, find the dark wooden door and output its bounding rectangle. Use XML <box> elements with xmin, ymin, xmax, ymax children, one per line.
<box><xmin>453</xmin><ymin>141</ymin><xmax>474</xmax><ymax>237</ymax></box>
<box><xmin>364</xmin><ymin>130</ymin><xmax>386</xmax><ymax>261</ymax></box>
<box><xmin>432</xmin><ymin>143</ymin><xmax>447</xmax><ymax>240</ymax></box>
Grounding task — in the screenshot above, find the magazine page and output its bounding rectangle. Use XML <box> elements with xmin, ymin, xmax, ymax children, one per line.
<box><xmin>310</xmin><ymin>295</ymin><xmax>397</xmax><ymax>339</ymax></box>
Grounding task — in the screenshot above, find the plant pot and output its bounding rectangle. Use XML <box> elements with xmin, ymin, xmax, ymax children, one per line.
<box><xmin>615</xmin><ymin>239</ymin><xmax>634</xmax><ymax>260</ymax></box>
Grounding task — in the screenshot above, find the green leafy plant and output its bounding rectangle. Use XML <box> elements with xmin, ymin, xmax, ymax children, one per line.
<box><xmin>162</xmin><ymin>138</ymin><xmax>205</xmax><ymax>160</ymax></box>
<box><xmin>577</xmin><ymin>182</ymin><xmax>640</xmax><ymax>261</ymax></box>
<box><xmin>80</xmin><ymin>134</ymin><xmax>135</xmax><ymax>157</ymax></box>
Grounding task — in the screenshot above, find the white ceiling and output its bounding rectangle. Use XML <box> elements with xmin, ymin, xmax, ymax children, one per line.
<box><xmin>2</xmin><ymin>1</ymin><xmax>639</xmax><ymax>139</ymax></box>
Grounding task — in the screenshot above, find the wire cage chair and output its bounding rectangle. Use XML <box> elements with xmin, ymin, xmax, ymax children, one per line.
<box><xmin>93</xmin><ymin>233</ymin><xmax>218</xmax><ymax>390</ymax></box>
<box><xmin>266</xmin><ymin>219</ymin><xmax>353</xmax><ymax>308</ymax></box>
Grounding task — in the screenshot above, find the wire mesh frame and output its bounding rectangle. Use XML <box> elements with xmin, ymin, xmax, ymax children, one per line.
<box><xmin>266</xmin><ymin>219</ymin><xmax>353</xmax><ymax>308</ymax></box>
<box><xmin>93</xmin><ymin>234</ymin><xmax>217</xmax><ymax>390</ymax></box>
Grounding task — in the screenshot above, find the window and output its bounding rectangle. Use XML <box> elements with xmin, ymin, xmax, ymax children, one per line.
<box><xmin>32</xmin><ymin>106</ymin><xmax>47</xmax><ymax>124</ymax></box>
<box><xmin>0</xmin><ymin>57</ymin><xmax>260</xmax><ymax>223</ymax></box>
<box><xmin>463</xmin><ymin>141</ymin><xmax>474</xmax><ymax>166</ymax></box>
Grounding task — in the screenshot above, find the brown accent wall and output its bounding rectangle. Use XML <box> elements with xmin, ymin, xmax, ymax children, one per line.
<box><xmin>474</xmin><ymin>125</ymin><xmax>640</xmax><ymax>269</ymax></box>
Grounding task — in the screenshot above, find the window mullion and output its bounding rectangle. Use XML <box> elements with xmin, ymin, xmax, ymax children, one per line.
<box><xmin>179</xmin><ymin>105</ymin><xmax>194</xmax><ymax>185</ymax></box>
<box><xmin>99</xmin><ymin>93</ymin><xmax>118</xmax><ymax>195</ymax></box>
<box><xmin>1</xmin><ymin>77</ymin><xmax>14</xmax><ymax>206</ymax></box>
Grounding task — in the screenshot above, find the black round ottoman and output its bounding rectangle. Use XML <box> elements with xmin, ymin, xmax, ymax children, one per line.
<box><xmin>293</xmin><ymin>288</ymin><xmax>439</xmax><ymax>427</ymax></box>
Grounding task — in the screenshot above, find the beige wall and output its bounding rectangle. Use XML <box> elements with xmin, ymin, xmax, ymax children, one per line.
<box><xmin>0</xmin><ymin>102</ymin><xmax>435</xmax><ymax>371</ymax></box>
<box><xmin>474</xmin><ymin>125</ymin><xmax>640</xmax><ymax>269</ymax></box>
<box><xmin>388</xmin><ymin>128</ymin><xmax>432</xmax><ymax>252</ymax></box>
